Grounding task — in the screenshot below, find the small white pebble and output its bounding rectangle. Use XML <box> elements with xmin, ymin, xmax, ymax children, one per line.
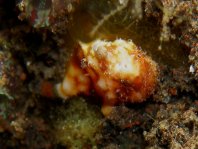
<box><xmin>119</xmin><ymin>0</ymin><xmax>125</xmax><ymax>4</ymax></box>
<box><xmin>189</xmin><ymin>65</ymin><xmax>195</xmax><ymax>73</ymax></box>
<box><xmin>26</xmin><ymin>61</ymin><xmax>31</xmax><ymax>66</ymax></box>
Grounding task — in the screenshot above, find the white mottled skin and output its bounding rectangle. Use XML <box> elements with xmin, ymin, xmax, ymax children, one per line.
<box><xmin>56</xmin><ymin>39</ymin><xmax>158</xmax><ymax>116</ymax></box>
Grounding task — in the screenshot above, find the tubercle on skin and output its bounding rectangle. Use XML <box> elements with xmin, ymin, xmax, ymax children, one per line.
<box><xmin>55</xmin><ymin>39</ymin><xmax>158</xmax><ymax>116</ymax></box>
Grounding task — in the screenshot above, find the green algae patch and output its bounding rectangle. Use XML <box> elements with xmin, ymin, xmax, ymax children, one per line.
<box><xmin>52</xmin><ymin>98</ymin><xmax>102</xmax><ymax>148</ymax></box>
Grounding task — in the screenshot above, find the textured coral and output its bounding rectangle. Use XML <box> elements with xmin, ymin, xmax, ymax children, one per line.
<box><xmin>144</xmin><ymin>0</ymin><xmax>198</xmax><ymax>78</ymax></box>
<box><xmin>144</xmin><ymin>100</ymin><xmax>198</xmax><ymax>149</ymax></box>
<box><xmin>153</xmin><ymin>66</ymin><xmax>197</xmax><ymax>103</ymax></box>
